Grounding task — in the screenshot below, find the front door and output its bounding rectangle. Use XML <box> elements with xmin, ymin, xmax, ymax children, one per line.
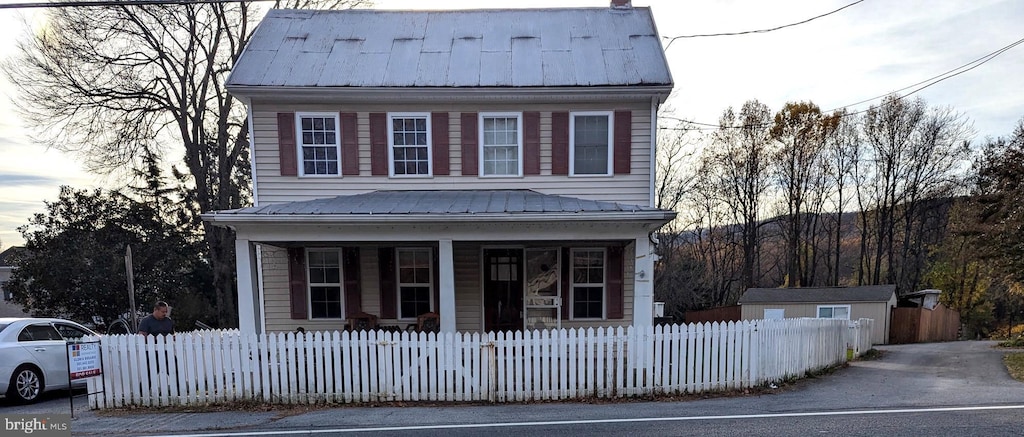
<box><xmin>483</xmin><ymin>248</ymin><xmax>523</xmax><ymax>332</ymax></box>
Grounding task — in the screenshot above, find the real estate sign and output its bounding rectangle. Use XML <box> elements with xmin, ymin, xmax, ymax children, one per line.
<box><xmin>67</xmin><ymin>341</ymin><xmax>102</xmax><ymax>380</ymax></box>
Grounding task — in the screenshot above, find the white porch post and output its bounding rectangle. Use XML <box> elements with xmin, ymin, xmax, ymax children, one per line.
<box><xmin>439</xmin><ymin>239</ymin><xmax>456</xmax><ymax>332</ymax></box>
<box><xmin>235</xmin><ymin>238</ymin><xmax>260</xmax><ymax>335</ymax></box>
<box><xmin>632</xmin><ymin>234</ymin><xmax>654</xmax><ymax>328</ymax></box>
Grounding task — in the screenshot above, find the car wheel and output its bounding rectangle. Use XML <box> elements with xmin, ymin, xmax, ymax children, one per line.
<box><xmin>7</xmin><ymin>365</ymin><xmax>44</xmax><ymax>404</ymax></box>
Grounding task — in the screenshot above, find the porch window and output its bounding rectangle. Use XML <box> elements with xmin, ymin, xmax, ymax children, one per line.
<box><xmin>389</xmin><ymin>113</ymin><xmax>432</xmax><ymax>176</ymax></box>
<box><xmin>571</xmin><ymin>248</ymin><xmax>605</xmax><ymax>319</ymax></box>
<box><xmin>569</xmin><ymin>111</ymin><xmax>612</xmax><ymax>176</ymax></box>
<box><xmin>397</xmin><ymin>248</ymin><xmax>432</xmax><ymax>319</ymax></box>
<box><xmin>297</xmin><ymin>112</ymin><xmax>340</xmax><ymax>176</ymax></box>
<box><xmin>817</xmin><ymin>305</ymin><xmax>850</xmax><ymax>320</ymax></box>
<box><xmin>307</xmin><ymin>249</ymin><xmax>344</xmax><ymax>318</ymax></box>
<box><xmin>480</xmin><ymin>113</ymin><xmax>522</xmax><ymax>176</ymax></box>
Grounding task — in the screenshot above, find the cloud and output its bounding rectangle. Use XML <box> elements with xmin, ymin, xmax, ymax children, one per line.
<box><xmin>0</xmin><ymin>173</ymin><xmax>59</xmax><ymax>187</ymax></box>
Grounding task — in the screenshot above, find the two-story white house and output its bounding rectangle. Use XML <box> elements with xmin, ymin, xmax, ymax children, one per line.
<box><xmin>203</xmin><ymin>1</ymin><xmax>675</xmax><ymax>335</ymax></box>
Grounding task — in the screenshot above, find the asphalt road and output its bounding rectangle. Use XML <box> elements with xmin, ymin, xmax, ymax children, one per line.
<box><xmin>2</xmin><ymin>340</ymin><xmax>1022</xmax><ymax>436</ymax></box>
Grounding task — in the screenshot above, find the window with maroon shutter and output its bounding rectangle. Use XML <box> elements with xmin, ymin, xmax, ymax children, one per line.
<box><xmin>369</xmin><ymin>113</ymin><xmax>388</xmax><ymax>176</ymax></box>
<box><xmin>551</xmin><ymin>112</ymin><xmax>569</xmax><ymax>175</ymax></box>
<box><xmin>606</xmin><ymin>245</ymin><xmax>624</xmax><ymax>319</ymax></box>
<box><xmin>378</xmin><ymin>247</ymin><xmax>397</xmax><ymax>319</ymax></box>
<box><xmin>479</xmin><ymin>112</ymin><xmax>523</xmax><ymax>176</ymax></box>
<box><xmin>613</xmin><ymin>110</ymin><xmax>632</xmax><ymax>174</ymax></box>
<box><xmin>277</xmin><ymin>113</ymin><xmax>297</xmax><ymax>176</ymax></box>
<box><xmin>570</xmin><ymin>111</ymin><xmax>613</xmax><ymax>176</ymax></box>
<box><xmin>296</xmin><ymin>112</ymin><xmax>341</xmax><ymax>176</ymax></box>
<box><xmin>306</xmin><ymin>249</ymin><xmax>345</xmax><ymax>318</ymax></box>
<box><xmin>523</xmin><ymin>112</ymin><xmax>540</xmax><ymax>175</ymax></box>
<box><xmin>432</xmin><ymin>112</ymin><xmax>450</xmax><ymax>176</ymax></box>
<box><xmin>341</xmin><ymin>113</ymin><xmax>359</xmax><ymax>176</ymax></box>
<box><xmin>343</xmin><ymin>247</ymin><xmax>362</xmax><ymax>317</ymax></box>
<box><xmin>570</xmin><ymin>248</ymin><xmax>607</xmax><ymax>319</ymax></box>
<box><xmin>287</xmin><ymin>248</ymin><xmax>307</xmax><ymax>319</ymax></box>
<box><xmin>460</xmin><ymin>112</ymin><xmax>478</xmax><ymax>176</ymax></box>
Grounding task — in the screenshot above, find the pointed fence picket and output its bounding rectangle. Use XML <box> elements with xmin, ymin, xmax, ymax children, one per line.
<box><xmin>87</xmin><ymin>318</ymin><xmax>874</xmax><ymax>408</ymax></box>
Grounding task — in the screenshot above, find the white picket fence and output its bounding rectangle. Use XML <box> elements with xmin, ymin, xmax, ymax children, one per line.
<box><xmin>87</xmin><ymin>318</ymin><xmax>873</xmax><ymax>408</ymax></box>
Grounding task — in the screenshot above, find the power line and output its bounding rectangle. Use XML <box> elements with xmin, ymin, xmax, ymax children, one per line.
<box><xmin>663</xmin><ymin>0</ymin><xmax>866</xmax><ymax>50</ymax></box>
<box><xmin>0</xmin><ymin>0</ymin><xmax>275</xmax><ymax>8</ymax></box>
<box><xmin>661</xmin><ymin>35</ymin><xmax>1024</xmax><ymax>132</ymax></box>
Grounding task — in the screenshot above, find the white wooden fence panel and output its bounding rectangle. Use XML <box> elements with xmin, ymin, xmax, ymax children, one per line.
<box><xmin>89</xmin><ymin>318</ymin><xmax>869</xmax><ymax>408</ymax></box>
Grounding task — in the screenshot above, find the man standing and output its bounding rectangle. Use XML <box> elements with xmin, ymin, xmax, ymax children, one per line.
<box><xmin>137</xmin><ymin>301</ymin><xmax>174</xmax><ymax>336</ymax></box>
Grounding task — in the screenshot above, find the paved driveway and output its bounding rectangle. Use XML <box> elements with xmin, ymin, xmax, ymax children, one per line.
<box><xmin>767</xmin><ymin>340</ymin><xmax>1023</xmax><ymax>410</ymax></box>
<box><xmin>6</xmin><ymin>340</ymin><xmax>1022</xmax><ymax>436</ymax></box>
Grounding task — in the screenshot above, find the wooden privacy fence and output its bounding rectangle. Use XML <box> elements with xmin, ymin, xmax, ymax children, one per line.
<box><xmin>87</xmin><ymin>318</ymin><xmax>871</xmax><ymax>408</ymax></box>
<box><xmin>889</xmin><ymin>304</ymin><xmax>960</xmax><ymax>344</ymax></box>
<box><xmin>684</xmin><ymin>305</ymin><xmax>742</xmax><ymax>324</ymax></box>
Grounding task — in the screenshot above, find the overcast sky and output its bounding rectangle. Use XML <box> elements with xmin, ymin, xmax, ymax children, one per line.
<box><xmin>0</xmin><ymin>0</ymin><xmax>1022</xmax><ymax>249</ymax></box>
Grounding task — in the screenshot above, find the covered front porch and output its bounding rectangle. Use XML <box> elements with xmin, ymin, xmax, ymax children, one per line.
<box><xmin>202</xmin><ymin>190</ymin><xmax>676</xmax><ymax>334</ymax></box>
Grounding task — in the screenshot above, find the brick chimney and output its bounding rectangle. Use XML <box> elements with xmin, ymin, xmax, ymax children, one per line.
<box><xmin>611</xmin><ymin>0</ymin><xmax>631</xmax><ymax>8</ymax></box>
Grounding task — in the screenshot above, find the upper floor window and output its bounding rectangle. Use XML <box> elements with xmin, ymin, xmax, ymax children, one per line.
<box><xmin>570</xmin><ymin>111</ymin><xmax>613</xmax><ymax>176</ymax></box>
<box><xmin>297</xmin><ymin>113</ymin><xmax>340</xmax><ymax>176</ymax></box>
<box><xmin>307</xmin><ymin>249</ymin><xmax>344</xmax><ymax>319</ymax></box>
<box><xmin>571</xmin><ymin>248</ymin><xmax>605</xmax><ymax>319</ymax></box>
<box><xmin>389</xmin><ymin>113</ymin><xmax>432</xmax><ymax>177</ymax></box>
<box><xmin>480</xmin><ymin>113</ymin><xmax>522</xmax><ymax>177</ymax></box>
<box><xmin>397</xmin><ymin>248</ymin><xmax>433</xmax><ymax>319</ymax></box>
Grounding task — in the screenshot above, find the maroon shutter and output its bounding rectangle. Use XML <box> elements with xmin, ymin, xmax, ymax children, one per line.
<box><xmin>343</xmin><ymin>247</ymin><xmax>362</xmax><ymax>317</ymax></box>
<box><xmin>277</xmin><ymin>113</ymin><xmax>297</xmax><ymax>176</ymax></box>
<box><xmin>460</xmin><ymin>112</ymin><xmax>478</xmax><ymax>176</ymax></box>
<box><xmin>378</xmin><ymin>247</ymin><xmax>397</xmax><ymax>319</ymax></box>
<box><xmin>432</xmin><ymin>246</ymin><xmax>441</xmax><ymax>313</ymax></box>
<box><xmin>370</xmin><ymin>113</ymin><xmax>388</xmax><ymax>176</ymax></box>
<box><xmin>341</xmin><ymin>112</ymin><xmax>359</xmax><ymax>176</ymax></box>
<box><xmin>561</xmin><ymin>247</ymin><xmax>571</xmax><ymax>320</ymax></box>
<box><xmin>613</xmin><ymin>110</ymin><xmax>632</xmax><ymax>175</ymax></box>
<box><xmin>287</xmin><ymin>248</ymin><xmax>307</xmax><ymax>319</ymax></box>
<box><xmin>551</xmin><ymin>112</ymin><xmax>569</xmax><ymax>175</ymax></box>
<box><xmin>523</xmin><ymin>111</ymin><xmax>540</xmax><ymax>175</ymax></box>
<box><xmin>432</xmin><ymin>112</ymin><xmax>450</xmax><ymax>176</ymax></box>
<box><xmin>606</xmin><ymin>245</ymin><xmax>625</xmax><ymax>319</ymax></box>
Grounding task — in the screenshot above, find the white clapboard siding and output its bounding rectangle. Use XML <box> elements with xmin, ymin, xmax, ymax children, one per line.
<box><xmin>87</xmin><ymin>319</ymin><xmax>875</xmax><ymax>408</ymax></box>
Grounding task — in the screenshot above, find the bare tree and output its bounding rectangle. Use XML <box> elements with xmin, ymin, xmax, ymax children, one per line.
<box><xmin>858</xmin><ymin>94</ymin><xmax>971</xmax><ymax>291</ymax></box>
<box><xmin>4</xmin><ymin>0</ymin><xmax>370</xmax><ymax>327</ymax></box>
<box><xmin>709</xmin><ymin>100</ymin><xmax>775</xmax><ymax>289</ymax></box>
<box><xmin>821</xmin><ymin>110</ymin><xmax>860</xmax><ymax>285</ymax></box>
<box><xmin>769</xmin><ymin>101</ymin><xmax>831</xmax><ymax>287</ymax></box>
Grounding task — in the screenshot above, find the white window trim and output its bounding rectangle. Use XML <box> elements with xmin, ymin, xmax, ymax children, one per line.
<box><xmin>569</xmin><ymin>247</ymin><xmax>606</xmax><ymax>321</ymax></box>
<box><xmin>478</xmin><ymin>112</ymin><xmax>524</xmax><ymax>177</ymax></box>
<box><xmin>306</xmin><ymin>248</ymin><xmax>345</xmax><ymax>320</ymax></box>
<box><xmin>387</xmin><ymin>112</ymin><xmax>433</xmax><ymax>178</ymax></box>
<box><xmin>568</xmin><ymin>111</ymin><xmax>614</xmax><ymax>177</ymax></box>
<box><xmin>816</xmin><ymin>304</ymin><xmax>851</xmax><ymax>320</ymax></box>
<box><xmin>295</xmin><ymin>112</ymin><xmax>342</xmax><ymax>178</ymax></box>
<box><xmin>396</xmin><ymin>247</ymin><xmax>434</xmax><ymax>321</ymax></box>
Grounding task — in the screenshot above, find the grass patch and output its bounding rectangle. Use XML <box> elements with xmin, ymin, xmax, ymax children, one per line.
<box><xmin>856</xmin><ymin>349</ymin><xmax>884</xmax><ymax>360</ymax></box>
<box><xmin>1005</xmin><ymin>353</ymin><xmax>1024</xmax><ymax>382</ymax></box>
<box><xmin>998</xmin><ymin>337</ymin><xmax>1024</xmax><ymax>348</ymax></box>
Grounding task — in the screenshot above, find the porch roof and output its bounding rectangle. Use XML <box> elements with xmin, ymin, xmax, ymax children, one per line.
<box><xmin>203</xmin><ymin>190</ymin><xmax>675</xmax><ymax>225</ymax></box>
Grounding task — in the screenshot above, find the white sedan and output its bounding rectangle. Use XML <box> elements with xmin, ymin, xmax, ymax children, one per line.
<box><xmin>0</xmin><ymin>317</ymin><xmax>98</xmax><ymax>403</ymax></box>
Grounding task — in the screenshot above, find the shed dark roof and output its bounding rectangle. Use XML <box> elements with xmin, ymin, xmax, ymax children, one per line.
<box><xmin>217</xmin><ymin>190</ymin><xmax>670</xmax><ymax>217</ymax></box>
<box><xmin>738</xmin><ymin>285</ymin><xmax>897</xmax><ymax>304</ymax></box>
<box><xmin>228</xmin><ymin>7</ymin><xmax>673</xmax><ymax>89</ymax></box>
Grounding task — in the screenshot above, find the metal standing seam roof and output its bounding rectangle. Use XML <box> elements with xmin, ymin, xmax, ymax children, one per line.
<box><xmin>738</xmin><ymin>285</ymin><xmax>897</xmax><ymax>304</ymax></box>
<box><xmin>214</xmin><ymin>190</ymin><xmax>671</xmax><ymax>217</ymax></box>
<box><xmin>227</xmin><ymin>7</ymin><xmax>673</xmax><ymax>89</ymax></box>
